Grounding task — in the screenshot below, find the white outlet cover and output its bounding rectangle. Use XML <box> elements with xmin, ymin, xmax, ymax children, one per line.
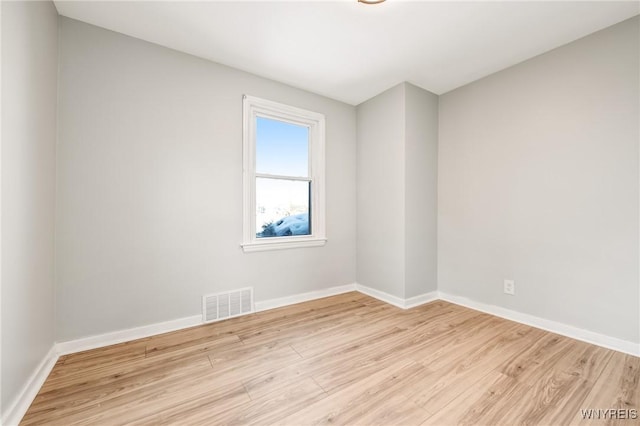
<box><xmin>504</xmin><ymin>279</ymin><xmax>515</xmax><ymax>295</ymax></box>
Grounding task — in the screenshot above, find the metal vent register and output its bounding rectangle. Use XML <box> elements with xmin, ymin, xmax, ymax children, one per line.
<box><xmin>202</xmin><ymin>287</ymin><xmax>254</xmax><ymax>323</ymax></box>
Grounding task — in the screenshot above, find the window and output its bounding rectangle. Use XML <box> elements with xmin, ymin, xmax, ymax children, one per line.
<box><xmin>242</xmin><ymin>95</ymin><xmax>326</xmax><ymax>252</ymax></box>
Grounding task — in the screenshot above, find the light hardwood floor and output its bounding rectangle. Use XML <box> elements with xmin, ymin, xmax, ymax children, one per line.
<box><xmin>22</xmin><ymin>292</ymin><xmax>639</xmax><ymax>425</ymax></box>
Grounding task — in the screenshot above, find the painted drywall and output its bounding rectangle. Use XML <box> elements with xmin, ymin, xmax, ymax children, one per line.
<box><xmin>1</xmin><ymin>0</ymin><xmax>58</xmax><ymax>413</ymax></box>
<box><xmin>56</xmin><ymin>18</ymin><xmax>357</xmax><ymax>341</ymax></box>
<box><xmin>356</xmin><ymin>84</ymin><xmax>406</xmax><ymax>298</ymax></box>
<box><xmin>404</xmin><ymin>83</ymin><xmax>439</xmax><ymax>298</ymax></box>
<box><xmin>438</xmin><ymin>16</ymin><xmax>639</xmax><ymax>343</ymax></box>
<box><xmin>356</xmin><ymin>83</ymin><xmax>438</xmax><ymax>299</ymax></box>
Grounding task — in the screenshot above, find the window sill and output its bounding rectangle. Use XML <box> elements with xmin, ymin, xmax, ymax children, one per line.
<box><xmin>241</xmin><ymin>238</ymin><xmax>327</xmax><ymax>253</ymax></box>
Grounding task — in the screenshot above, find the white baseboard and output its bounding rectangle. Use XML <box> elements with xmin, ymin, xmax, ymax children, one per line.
<box><xmin>57</xmin><ymin>283</ymin><xmax>359</xmax><ymax>356</ymax></box>
<box><xmin>355</xmin><ymin>284</ymin><xmax>406</xmax><ymax>308</ymax></box>
<box><xmin>53</xmin><ymin>287</ymin><xmax>640</xmax><ymax>360</ymax></box>
<box><xmin>56</xmin><ymin>315</ymin><xmax>202</xmax><ymax>356</ymax></box>
<box><xmin>254</xmin><ymin>283</ymin><xmax>357</xmax><ymax>312</ymax></box>
<box><xmin>439</xmin><ymin>292</ymin><xmax>640</xmax><ymax>357</ymax></box>
<box><xmin>2</xmin><ymin>345</ymin><xmax>59</xmax><ymax>426</ymax></box>
<box><xmin>405</xmin><ymin>291</ymin><xmax>440</xmax><ymax>309</ymax></box>
<box><xmin>355</xmin><ymin>283</ymin><xmax>438</xmax><ymax>310</ymax></box>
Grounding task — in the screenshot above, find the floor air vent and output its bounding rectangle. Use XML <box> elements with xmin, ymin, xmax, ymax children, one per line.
<box><xmin>202</xmin><ymin>287</ymin><xmax>254</xmax><ymax>323</ymax></box>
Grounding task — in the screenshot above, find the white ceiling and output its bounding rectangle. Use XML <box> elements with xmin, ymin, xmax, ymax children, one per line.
<box><xmin>54</xmin><ymin>1</ymin><xmax>639</xmax><ymax>105</ymax></box>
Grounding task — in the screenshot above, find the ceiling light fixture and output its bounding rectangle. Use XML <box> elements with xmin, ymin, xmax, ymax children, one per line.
<box><xmin>358</xmin><ymin>0</ymin><xmax>386</xmax><ymax>4</ymax></box>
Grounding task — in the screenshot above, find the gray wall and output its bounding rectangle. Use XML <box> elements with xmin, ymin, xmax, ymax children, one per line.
<box><xmin>404</xmin><ymin>83</ymin><xmax>438</xmax><ymax>298</ymax></box>
<box><xmin>56</xmin><ymin>18</ymin><xmax>357</xmax><ymax>341</ymax></box>
<box><xmin>6</xmin><ymin>5</ymin><xmax>634</xmax><ymax>360</ymax></box>
<box><xmin>356</xmin><ymin>83</ymin><xmax>438</xmax><ymax>299</ymax></box>
<box><xmin>356</xmin><ymin>84</ymin><xmax>406</xmax><ymax>298</ymax></box>
<box><xmin>1</xmin><ymin>0</ymin><xmax>58</xmax><ymax>414</ymax></box>
<box><xmin>438</xmin><ymin>16</ymin><xmax>639</xmax><ymax>343</ymax></box>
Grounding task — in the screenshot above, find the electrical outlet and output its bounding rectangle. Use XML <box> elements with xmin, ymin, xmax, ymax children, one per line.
<box><xmin>504</xmin><ymin>279</ymin><xmax>515</xmax><ymax>295</ymax></box>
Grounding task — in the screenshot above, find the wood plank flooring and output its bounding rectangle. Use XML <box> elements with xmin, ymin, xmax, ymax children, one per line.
<box><xmin>22</xmin><ymin>292</ymin><xmax>640</xmax><ymax>425</ymax></box>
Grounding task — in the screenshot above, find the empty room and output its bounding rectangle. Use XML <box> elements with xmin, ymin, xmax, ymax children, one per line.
<box><xmin>2</xmin><ymin>0</ymin><xmax>639</xmax><ymax>425</ymax></box>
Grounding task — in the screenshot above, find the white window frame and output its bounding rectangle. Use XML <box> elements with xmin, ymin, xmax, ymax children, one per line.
<box><xmin>242</xmin><ymin>95</ymin><xmax>326</xmax><ymax>252</ymax></box>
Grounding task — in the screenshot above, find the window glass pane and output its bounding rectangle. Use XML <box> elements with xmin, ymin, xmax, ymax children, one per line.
<box><xmin>256</xmin><ymin>178</ymin><xmax>311</xmax><ymax>238</ymax></box>
<box><xmin>256</xmin><ymin>116</ymin><xmax>309</xmax><ymax>177</ymax></box>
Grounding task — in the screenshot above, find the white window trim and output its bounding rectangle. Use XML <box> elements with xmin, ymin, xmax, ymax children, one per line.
<box><xmin>242</xmin><ymin>95</ymin><xmax>326</xmax><ymax>253</ymax></box>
